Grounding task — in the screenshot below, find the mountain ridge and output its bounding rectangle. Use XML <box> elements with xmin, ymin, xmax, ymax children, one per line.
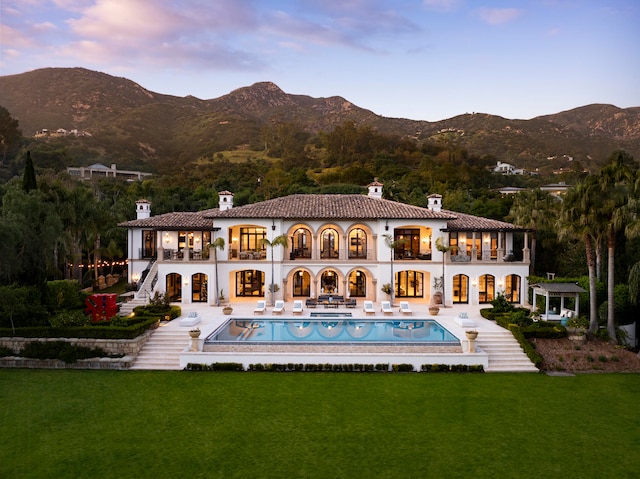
<box><xmin>1</xmin><ymin>67</ymin><xmax>638</xmax><ymax>172</ymax></box>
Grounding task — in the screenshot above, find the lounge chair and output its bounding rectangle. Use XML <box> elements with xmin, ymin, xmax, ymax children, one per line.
<box><xmin>292</xmin><ymin>300</ymin><xmax>303</xmax><ymax>315</ymax></box>
<box><xmin>254</xmin><ymin>300</ymin><xmax>266</xmax><ymax>315</ymax></box>
<box><xmin>272</xmin><ymin>300</ymin><xmax>285</xmax><ymax>315</ymax></box>
<box><xmin>381</xmin><ymin>301</ymin><xmax>393</xmax><ymax>315</ymax></box>
<box><xmin>363</xmin><ymin>300</ymin><xmax>375</xmax><ymax>315</ymax></box>
<box><xmin>399</xmin><ymin>301</ymin><xmax>413</xmax><ymax>316</ymax></box>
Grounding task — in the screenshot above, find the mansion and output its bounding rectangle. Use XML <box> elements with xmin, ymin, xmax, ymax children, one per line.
<box><xmin>120</xmin><ymin>182</ymin><xmax>532</xmax><ymax>308</ymax></box>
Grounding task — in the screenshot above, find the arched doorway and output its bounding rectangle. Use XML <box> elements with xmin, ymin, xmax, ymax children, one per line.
<box><xmin>320</xmin><ymin>270</ymin><xmax>338</xmax><ymax>294</ymax></box>
<box><xmin>292</xmin><ymin>270</ymin><xmax>311</xmax><ymax>296</ymax></box>
<box><xmin>348</xmin><ymin>270</ymin><xmax>366</xmax><ymax>297</ymax></box>
<box><xmin>191</xmin><ymin>273</ymin><xmax>208</xmax><ymax>303</ymax></box>
<box><xmin>166</xmin><ymin>273</ymin><xmax>182</xmax><ymax>302</ymax></box>
<box><xmin>505</xmin><ymin>274</ymin><xmax>521</xmax><ymax>303</ymax></box>
<box><xmin>452</xmin><ymin>274</ymin><xmax>469</xmax><ymax>304</ymax></box>
<box><xmin>320</xmin><ymin>228</ymin><xmax>339</xmax><ymax>259</ymax></box>
<box><xmin>479</xmin><ymin>274</ymin><xmax>495</xmax><ymax>303</ymax></box>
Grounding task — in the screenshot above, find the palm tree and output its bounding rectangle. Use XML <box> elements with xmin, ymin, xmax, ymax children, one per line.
<box><xmin>383</xmin><ymin>234</ymin><xmax>408</xmax><ymax>306</ymax></box>
<box><xmin>434</xmin><ymin>236</ymin><xmax>451</xmax><ymax>306</ymax></box>
<box><xmin>261</xmin><ymin>234</ymin><xmax>288</xmax><ymax>306</ymax></box>
<box><xmin>507</xmin><ymin>188</ymin><xmax>558</xmax><ymax>276</ymax></box>
<box><xmin>596</xmin><ymin>151</ymin><xmax>638</xmax><ymax>340</ymax></box>
<box><xmin>558</xmin><ymin>180</ymin><xmax>602</xmax><ymax>333</ymax></box>
<box><xmin>209</xmin><ymin>237</ymin><xmax>225</xmax><ymax>306</ymax></box>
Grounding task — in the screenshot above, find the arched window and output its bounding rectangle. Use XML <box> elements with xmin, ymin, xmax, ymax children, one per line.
<box><xmin>293</xmin><ymin>270</ymin><xmax>311</xmax><ymax>297</ymax></box>
<box><xmin>348</xmin><ymin>270</ymin><xmax>366</xmax><ymax>297</ymax></box>
<box><xmin>321</xmin><ymin>228</ymin><xmax>339</xmax><ymax>259</ymax></box>
<box><xmin>396</xmin><ymin>271</ymin><xmax>423</xmax><ymax>298</ymax></box>
<box><xmin>452</xmin><ymin>274</ymin><xmax>469</xmax><ymax>304</ymax></box>
<box><xmin>166</xmin><ymin>273</ymin><xmax>182</xmax><ymax>302</ymax></box>
<box><xmin>479</xmin><ymin>274</ymin><xmax>495</xmax><ymax>303</ymax></box>
<box><xmin>320</xmin><ymin>270</ymin><xmax>338</xmax><ymax>294</ymax></box>
<box><xmin>191</xmin><ymin>273</ymin><xmax>208</xmax><ymax>303</ymax></box>
<box><xmin>505</xmin><ymin>274</ymin><xmax>521</xmax><ymax>303</ymax></box>
<box><xmin>291</xmin><ymin>228</ymin><xmax>311</xmax><ymax>259</ymax></box>
<box><xmin>235</xmin><ymin>270</ymin><xmax>265</xmax><ymax>297</ymax></box>
<box><xmin>348</xmin><ymin>228</ymin><xmax>367</xmax><ymax>259</ymax></box>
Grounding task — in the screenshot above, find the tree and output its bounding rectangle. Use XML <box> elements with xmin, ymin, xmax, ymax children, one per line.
<box><xmin>507</xmin><ymin>189</ymin><xmax>558</xmax><ymax>276</ymax></box>
<box><xmin>383</xmin><ymin>234</ymin><xmax>408</xmax><ymax>306</ymax></box>
<box><xmin>261</xmin><ymin>234</ymin><xmax>288</xmax><ymax>306</ymax></box>
<box><xmin>0</xmin><ymin>106</ymin><xmax>22</xmax><ymax>166</ymax></box>
<box><xmin>22</xmin><ymin>151</ymin><xmax>37</xmax><ymax>192</ymax></box>
<box><xmin>558</xmin><ymin>179</ymin><xmax>602</xmax><ymax>333</ymax></box>
<box><xmin>209</xmin><ymin>237</ymin><xmax>226</xmax><ymax>306</ymax></box>
<box><xmin>596</xmin><ymin>151</ymin><xmax>637</xmax><ymax>340</ymax></box>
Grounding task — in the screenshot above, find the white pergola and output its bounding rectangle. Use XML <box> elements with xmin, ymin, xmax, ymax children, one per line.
<box><xmin>530</xmin><ymin>283</ymin><xmax>586</xmax><ymax>321</ymax></box>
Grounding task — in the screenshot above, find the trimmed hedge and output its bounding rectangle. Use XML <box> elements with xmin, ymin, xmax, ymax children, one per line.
<box><xmin>18</xmin><ymin>341</ymin><xmax>116</xmax><ymax>363</ymax></box>
<box><xmin>508</xmin><ymin>325</ymin><xmax>543</xmax><ymax>368</ymax></box>
<box><xmin>0</xmin><ymin>317</ymin><xmax>159</xmax><ymax>339</ymax></box>
<box><xmin>185</xmin><ymin>362</ymin><xmax>485</xmax><ymax>373</ymax></box>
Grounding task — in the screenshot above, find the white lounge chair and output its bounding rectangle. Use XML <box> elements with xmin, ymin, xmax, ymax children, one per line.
<box><xmin>381</xmin><ymin>301</ymin><xmax>393</xmax><ymax>315</ymax></box>
<box><xmin>254</xmin><ymin>300</ymin><xmax>266</xmax><ymax>315</ymax></box>
<box><xmin>363</xmin><ymin>300</ymin><xmax>375</xmax><ymax>315</ymax></box>
<box><xmin>272</xmin><ymin>300</ymin><xmax>285</xmax><ymax>315</ymax></box>
<box><xmin>292</xmin><ymin>300</ymin><xmax>303</xmax><ymax>315</ymax></box>
<box><xmin>399</xmin><ymin>301</ymin><xmax>412</xmax><ymax>316</ymax></box>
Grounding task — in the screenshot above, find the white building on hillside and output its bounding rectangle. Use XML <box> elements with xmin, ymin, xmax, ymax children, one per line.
<box><xmin>120</xmin><ymin>183</ymin><xmax>532</xmax><ymax>307</ymax></box>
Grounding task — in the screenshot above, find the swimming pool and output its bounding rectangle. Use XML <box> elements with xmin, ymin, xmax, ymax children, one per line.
<box><xmin>205</xmin><ymin>318</ymin><xmax>459</xmax><ymax>346</ymax></box>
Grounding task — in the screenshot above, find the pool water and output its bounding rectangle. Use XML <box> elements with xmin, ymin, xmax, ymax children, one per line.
<box><xmin>205</xmin><ymin>318</ymin><xmax>459</xmax><ymax>345</ymax></box>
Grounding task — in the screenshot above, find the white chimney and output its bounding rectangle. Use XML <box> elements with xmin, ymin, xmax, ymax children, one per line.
<box><xmin>218</xmin><ymin>191</ymin><xmax>234</xmax><ymax>211</ymax></box>
<box><xmin>367</xmin><ymin>180</ymin><xmax>383</xmax><ymax>199</ymax></box>
<box><xmin>135</xmin><ymin>199</ymin><xmax>151</xmax><ymax>219</ymax></box>
<box><xmin>427</xmin><ymin>194</ymin><xmax>442</xmax><ymax>212</ymax></box>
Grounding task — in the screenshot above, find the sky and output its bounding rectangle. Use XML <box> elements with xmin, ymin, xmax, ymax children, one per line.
<box><xmin>1</xmin><ymin>0</ymin><xmax>639</xmax><ymax>122</ymax></box>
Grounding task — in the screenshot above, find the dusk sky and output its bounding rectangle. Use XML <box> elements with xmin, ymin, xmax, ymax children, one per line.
<box><xmin>1</xmin><ymin>0</ymin><xmax>638</xmax><ymax>121</ymax></box>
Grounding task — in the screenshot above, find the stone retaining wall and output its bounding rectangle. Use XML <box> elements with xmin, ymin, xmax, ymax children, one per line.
<box><xmin>0</xmin><ymin>356</ymin><xmax>135</xmax><ymax>370</ymax></box>
<box><xmin>0</xmin><ymin>330</ymin><xmax>154</xmax><ymax>370</ymax></box>
<box><xmin>0</xmin><ymin>330</ymin><xmax>153</xmax><ymax>356</ymax></box>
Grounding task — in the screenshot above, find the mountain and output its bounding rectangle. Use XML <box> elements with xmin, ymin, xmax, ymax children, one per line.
<box><xmin>1</xmin><ymin>67</ymin><xmax>639</xmax><ymax>173</ymax></box>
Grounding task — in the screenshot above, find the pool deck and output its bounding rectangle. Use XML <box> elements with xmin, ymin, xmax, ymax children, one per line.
<box><xmin>130</xmin><ymin>300</ymin><xmax>535</xmax><ymax>372</ymax></box>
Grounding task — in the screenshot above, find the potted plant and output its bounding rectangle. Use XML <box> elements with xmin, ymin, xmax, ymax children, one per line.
<box><xmin>465</xmin><ymin>330</ymin><xmax>478</xmax><ymax>340</ymax></box>
<box><xmin>432</xmin><ymin>276</ymin><xmax>443</xmax><ymax>305</ymax></box>
<box><xmin>189</xmin><ymin>328</ymin><xmax>201</xmax><ymax>338</ymax></box>
<box><xmin>381</xmin><ymin>283</ymin><xmax>392</xmax><ymax>296</ymax></box>
<box><xmin>222</xmin><ymin>305</ymin><xmax>233</xmax><ymax>315</ymax></box>
<box><xmin>566</xmin><ymin>316</ymin><xmax>588</xmax><ymax>341</ymax></box>
<box><xmin>429</xmin><ymin>305</ymin><xmax>440</xmax><ymax>315</ymax></box>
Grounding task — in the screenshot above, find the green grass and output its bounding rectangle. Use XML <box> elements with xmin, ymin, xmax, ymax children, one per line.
<box><xmin>1</xmin><ymin>371</ymin><xmax>639</xmax><ymax>479</ymax></box>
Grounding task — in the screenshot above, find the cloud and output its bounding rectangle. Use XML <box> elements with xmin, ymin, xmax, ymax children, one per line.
<box><xmin>423</xmin><ymin>0</ymin><xmax>461</xmax><ymax>12</ymax></box>
<box><xmin>475</xmin><ymin>8</ymin><xmax>523</xmax><ymax>25</ymax></box>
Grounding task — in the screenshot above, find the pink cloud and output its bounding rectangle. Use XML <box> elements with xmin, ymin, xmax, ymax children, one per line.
<box><xmin>475</xmin><ymin>8</ymin><xmax>523</xmax><ymax>25</ymax></box>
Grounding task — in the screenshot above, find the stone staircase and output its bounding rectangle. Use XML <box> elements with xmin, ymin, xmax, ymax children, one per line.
<box><xmin>129</xmin><ymin>325</ymin><xmax>188</xmax><ymax>370</ymax></box>
<box><xmin>118</xmin><ymin>296</ymin><xmax>147</xmax><ymax>316</ymax></box>
<box><xmin>477</xmin><ymin>330</ymin><xmax>539</xmax><ymax>373</ymax></box>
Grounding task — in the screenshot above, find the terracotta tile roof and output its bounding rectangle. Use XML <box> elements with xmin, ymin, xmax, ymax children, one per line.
<box><xmin>118</xmin><ymin>209</ymin><xmax>218</xmax><ymax>229</ymax></box>
<box><xmin>442</xmin><ymin>210</ymin><xmax>524</xmax><ymax>231</ymax></box>
<box><xmin>118</xmin><ymin>194</ymin><xmax>528</xmax><ymax>232</ymax></box>
<box><xmin>203</xmin><ymin>194</ymin><xmax>457</xmax><ymax>220</ymax></box>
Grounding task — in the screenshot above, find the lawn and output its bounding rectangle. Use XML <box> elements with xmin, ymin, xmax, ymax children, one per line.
<box><xmin>1</xmin><ymin>370</ymin><xmax>639</xmax><ymax>479</ymax></box>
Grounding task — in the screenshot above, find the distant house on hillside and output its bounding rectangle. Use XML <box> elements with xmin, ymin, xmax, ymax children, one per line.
<box><xmin>493</xmin><ymin>161</ymin><xmax>525</xmax><ymax>175</ymax></box>
<box><xmin>67</xmin><ymin>163</ymin><xmax>152</xmax><ymax>181</ymax></box>
<box><xmin>540</xmin><ymin>182</ymin><xmax>570</xmax><ymax>197</ymax></box>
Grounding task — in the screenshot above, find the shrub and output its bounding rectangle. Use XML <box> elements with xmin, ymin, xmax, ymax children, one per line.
<box><xmin>490</xmin><ymin>292</ymin><xmax>514</xmax><ymax>313</ymax></box>
<box><xmin>18</xmin><ymin>341</ymin><xmax>112</xmax><ymax>363</ymax></box>
<box><xmin>0</xmin><ymin>345</ymin><xmax>15</xmax><ymax>357</ymax></box>
<box><xmin>44</xmin><ymin>280</ymin><xmax>84</xmax><ymax>311</ymax></box>
<box><xmin>48</xmin><ymin>310</ymin><xmax>88</xmax><ymax>328</ymax></box>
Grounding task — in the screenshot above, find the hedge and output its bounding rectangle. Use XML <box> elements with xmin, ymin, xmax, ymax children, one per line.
<box><xmin>185</xmin><ymin>362</ymin><xmax>485</xmax><ymax>373</ymax></box>
<box><xmin>0</xmin><ymin>317</ymin><xmax>159</xmax><ymax>339</ymax></box>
